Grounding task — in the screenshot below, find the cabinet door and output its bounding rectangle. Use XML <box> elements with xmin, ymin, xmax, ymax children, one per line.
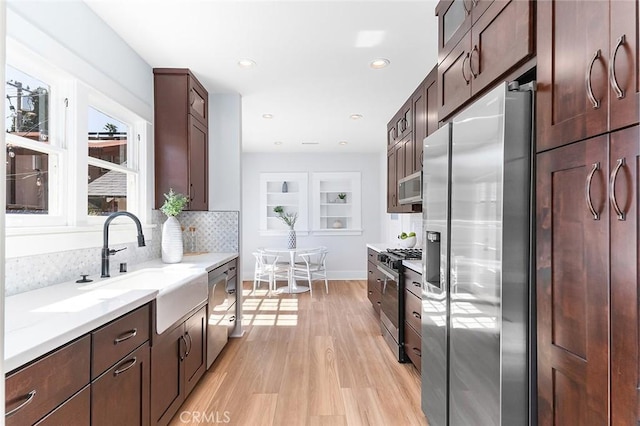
<box><xmin>184</xmin><ymin>306</ymin><xmax>207</xmax><ymax>397</ymax></box>
<box><xmin>387</xmin><ymin>121</ymin><xmax>397</xmax><ymax>148</ymax></box>
<box><xmin>387</xmin><ymin>148</ymin><xmax>398</xmax><ymax>212</ymax></box>
<box><xmin>402</xmin><ymin>135</ymin><xmax>414</xmax><ymax>178</ymax></box>
<box><xmin>470</xmin><ymin>0</ymin><xmax>533</xmax><ymax>96</ymax></box>
<box><xmin>92</xmin><ymin>343</ymin><xmax>150</xmax><ymax>426</ymax></box>
<box><xmin>188</xmin><ymin>116</ymin><xmax>208</xmax><ymax>211</ymax></box>
<box><xmin>151</xmin><ymin>325</ymin><xmax>185</xmax><ymax>426</ymax></box>
<box><xmin>537</xmin><ymin>0</ymin><xmax>609</xmax><ymax>151</ymax></box>
<box><xmin>412</xmin><ymin>83</ymin><xmax>427</xmax><ymax>174</ymax></box>
<box><xmin>188</xmin><ymin>75</ymin><xmax>208</xmax><ymax>126</ymax></box>
<box><xmin>609</xmin><ymin>125</ymin><xmax>640</xmax><ymax>425</ymax></box>
<box><xmin>536</xmin><ymin>136</ymin><xmax>609</xmax><ymax>425</ymax></box>
<box><xmin>436</xmin><ymin>0</ymin><xmax>472</xmax><ymax>62</ymax></box>
<box><xmin>438</xmin><ymin>33</ymin><xmax>472</xmax><ymax>120</ymax></box>
<box><xmin>609</xmin><ymin>1</ymin><xmax>640</xmax><ymax>131</ymax></box>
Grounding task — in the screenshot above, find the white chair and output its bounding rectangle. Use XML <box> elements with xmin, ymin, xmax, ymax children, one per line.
<box><xmin>252</xmin><ymin>251</ymin><xmax>289</xmax><ymax>294</ymax></box>
<box><xmin>291</xmin><ymin>247</ymin><xmax>329</xmax><ymax>295</ymax></box>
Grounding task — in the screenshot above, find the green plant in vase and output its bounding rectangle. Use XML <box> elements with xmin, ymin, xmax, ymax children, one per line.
<box><xmin>337</xmin><ymin>193</ymin><xmax>347</xmax><ymax>203</ymax></box>
<box><xmin>273</xmin><ymin>205</ymin><xmax>298</xmax><ymax>249</ymax></box>
<box><xmin>160</xmin><ymin>188</ymin><xmax>188</xmax><ymax>263</ymax></box>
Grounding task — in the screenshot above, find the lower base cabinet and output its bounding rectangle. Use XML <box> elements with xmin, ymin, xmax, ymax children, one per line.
<box><xmin>403</xmin><ymin>267</ymin><xmax>422</xmax><ymax>372</ymax></box>
<box><xmin>151</xmin><ymin>305</ymin><xmax>207</xmax><ymax>426</ymax></box>
<box><xmin>92</xmin><ymin>343</ymin><xmax>151</xmax><ymax>426</ymax></box>
<box><xmin>35</xmin><ymin>386</ymin><xmax>90</xmax><ymax>426</ymax></box>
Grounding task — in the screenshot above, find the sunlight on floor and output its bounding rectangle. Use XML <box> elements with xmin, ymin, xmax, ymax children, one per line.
<box><xmin>241</xmin><ymin>289</ymin><xmax>299</xmax><ymax>326</ymax></box>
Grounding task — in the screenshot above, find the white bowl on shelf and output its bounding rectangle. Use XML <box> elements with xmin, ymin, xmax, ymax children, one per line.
<box><xmin>398</xmin><ymin>236</ymin><xmax>416</xmax><ymax>248</ymax></box>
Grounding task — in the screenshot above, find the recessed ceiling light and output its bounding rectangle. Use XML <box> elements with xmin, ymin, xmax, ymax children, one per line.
<box><xmin>339</xmin><ymin>141</ymin><xmax>348</xmax><ymax>145</ymax></box>
<box><xmin>370</xmin><ymin>58</ymin><xmax>390</xmax><ymax>69</ymax></box>
<box><xmin>349</xmin><ymin>113</ymin><xmax>363</xmax><ymax>120</ymax></box>
<box><xmin>238</xmin><ymin>58</ymin><xmax>256</xmax><ymax>69</ymax></box>
<box><xmin>274</xmin><ymin>141</ymin><xmax>282</xmax><ymax>145</ymax></box>
<box><xmin>262</xmin><ymin>113</ymin><xmax>274</xmax><ymax>119</ymax></box>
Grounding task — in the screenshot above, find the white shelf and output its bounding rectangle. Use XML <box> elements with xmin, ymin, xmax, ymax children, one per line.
<box><xmin>312</xmin><ymin>172</ymin><xmax>361</xmax><ymax>234</ymax></box>
<box><xmin>260</xmin><ymin>172</ymin><xmax>309</xmax><ymax>234</ymax></box>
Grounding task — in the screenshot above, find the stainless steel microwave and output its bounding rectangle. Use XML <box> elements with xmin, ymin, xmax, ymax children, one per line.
<box><xmin>398</xmin><ymin>171</ymin><xmax>422</xmax><ymax>205</ymax></box>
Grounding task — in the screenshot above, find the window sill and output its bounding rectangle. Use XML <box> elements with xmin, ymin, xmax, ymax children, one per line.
<box><xmin>6</xmin><ymin>223</ymin><xmax>156</xmax><ymax>258</ymax></box>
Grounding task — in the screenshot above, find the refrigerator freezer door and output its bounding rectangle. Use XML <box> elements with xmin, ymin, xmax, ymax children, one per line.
<box><xmin>448</xmin><ymin>83</ymin><xmax>530</xmax><ymax>425</ymax></box>
<box><xmin>421</xmin><ymin>123</ymin><xmax>451</xmax><ymax>426</ymax></box>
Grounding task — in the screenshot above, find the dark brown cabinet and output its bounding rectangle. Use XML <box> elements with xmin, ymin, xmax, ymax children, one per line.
<box><xmin>536</xmin><ymin>125</ymin><xmax>640</xmax><ymax>425</ymax></box>
<box><xmin>537</xmin><ymin>0</ymin><xmax>639</xmax><ymax>152</ymax></box>
<box><xmin>436</xmin><ymin>0</ymin><xmax>493</xmax><ymax>63</ymax></box>
<box><xmin>153</xmin><ymin>68</ymin><xmax>209</xmax><ymax>211</ymax></box>
<box><xmin>367</xmin><ymin>248</ymin><xmax>383</xmax><ymax>316</ymax></box>
<box><xmin>437</xmin><ymin>0</ymin><xmax>534</xmax><ymax>120</ymax></box>
<box><xmin>5</xmin><ymin>304</ymin><xmax>152</xmax><ymax>426</ymax></box>
<box><xmin>403</xmin><ymin>267</ymin><xmax>422</xmax><ymax>372</ymax></box>
<box><xmin>92</xmin><ymin>343</ymin><xmax>151</xmax><ymax>426</ymax></box>
<box><xmin>151</xmin><ymin>305</ymin><xmax>207</xmax><ymax>426</ymax></box>
<box><xmin>386</xmin><ymin>66</ymin><xmax>438</xmax><ymax>214</ymax></box>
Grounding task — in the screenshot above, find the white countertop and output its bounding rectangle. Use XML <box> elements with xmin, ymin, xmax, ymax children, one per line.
<box><xmin>366</xmin><ymin>243</ymin><xmax>422</xmax><ymax>274</ymax></box>
<box><xmin>5</xmin><ymin>252</ymin><xmax>237</xmax><ymax>372</ymax></box>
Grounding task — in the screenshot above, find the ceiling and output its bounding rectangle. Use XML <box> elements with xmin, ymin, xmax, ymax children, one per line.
<box><xmin>86</xmin><ymin>1</ymin><xmax>439</xmax><ymax>153</ymax></box>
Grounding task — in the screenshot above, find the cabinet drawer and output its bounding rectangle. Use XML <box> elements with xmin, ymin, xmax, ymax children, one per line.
<box><xmin>405</xmin><ymin>289</ymin><xmax>422</xmax><ymax>336</ymax></box>
<box><xmin>35</xmin><ymin>385</ymin><xmax>90</xmax><ymax>426</ymax></box>
<box><xmin>404</xmin><ymin>267</ymin><xmax>422</xmax><ymax>299</ymax></box>
<box><xmin>404</xmin><ymin>322</ymin><xmax>422</xmax><ymax>373</ymax></box>
<box><xmin>367</xmin><ymin>248</ymin><xmax>379</xmax><ymax>263</ymax></box>
<box><xmin>367</xmin><ymin>281</ymin><xmax>382</xmax><ymax>315</ymax></box>
<box><xmin>5</xmin><ymin>335</ymin><xmax>90</xmax><ymax>426</ymax></box>
<box><xmin>91</xmin><ymin>304</ymin><xmax>150</xmax><ymax>379</ymax></box>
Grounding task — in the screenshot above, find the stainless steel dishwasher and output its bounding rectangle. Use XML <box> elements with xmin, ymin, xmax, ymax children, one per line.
<box><xmin>207</xmin><ymin>259</ymin><xmax>237</xmax><ymax>369</ymax></box>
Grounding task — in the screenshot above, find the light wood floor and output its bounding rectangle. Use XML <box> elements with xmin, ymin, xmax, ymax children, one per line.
<box><xmin>170</xmin><ymin>280</ymin><xmax>427</xmax><ymax>426</ymax></box>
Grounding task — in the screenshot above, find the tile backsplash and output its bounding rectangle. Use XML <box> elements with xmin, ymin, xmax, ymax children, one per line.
<box><xmin>5</xmin><ymin>210</ymin><xmax>239</xmax><ymax>296</ymax></box>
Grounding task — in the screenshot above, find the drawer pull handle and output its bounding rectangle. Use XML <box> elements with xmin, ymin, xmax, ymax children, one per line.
<box><xmin>114</xmin><ymin>357</ymin><xmax>137</xmax><ymax>376</ymax></box>
<box><xmin>229</xmin><ymin>266</ymin><xmax>236</xmax><ymax>271</ymax></box>
<box><xmin>609</xmin><ymin>35</ymin><xmax>626</xmax><ymax>99</ymax></box>
<box><xmin>179</xmin><ymin>335</ymin><xmax>187</xmax><ymax>361</ymax></box>
<box><xmin>229</xmin><ymin>315</ymin><xmax>236</xmax><ymax>322</ymax></box>
<box><xmin>114</xmin><ymin>328</ymin><xmax>138</xmax><ymax>344</ymax></box>
<box><xmin>228</xmin><ymin>288</ymin><xmax>236</xmax><ymax>295</ymax></box>
<box><xmin>586</xmin><ymin>49</ymin><xmax>602</xmax><ymax>109</ymax></box>
<box><xmin>585</xmin><ymin>162</ymin><xmax>600</xmax><ymax>220</ymax></box>
<box><xmin>413</xmin><ymin>281</ymin><xmax>421</xmax><ymax>287</ymax></box>
<box><xmin>376</xmin><ymin>301</ymin><xmax>381</xmax><ymax>306</ymax></box>
<box><xmin>6</xmin><ymin>390</ymin><xmax>36</xmax><ymax>417</ymax></box>
<box><xmin>185</xmin><ymin>331</ymin><xmax>193</xmax><ymax>357</ymax></box>
<box><xmin>369</xmin><ymin>290</ymin><xmax>373</xmax><ymax>295</ymax></box>
<box><xmin>610</xmin><ymin>158</ymin><xmax>626</xmax><ymax>220</ymax></box>
<box><xmin>412</xmin><ymin>347</ymin><xmax>422</xmax><ymax>357</ymax></box>
<box><xmin>412</xmin><ymin>311</ymin><xmax>421</xmax><ymax>319</ymax></box>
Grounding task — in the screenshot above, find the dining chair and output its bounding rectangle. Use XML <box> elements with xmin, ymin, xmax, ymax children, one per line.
<box><xmin>291</xmin><ymin>247</ymin><xmax>329</xmax><ymax>295</ymax></box>
<box><xmin>252</xmin><ymin>251</ymin><xmax>289</xmax><ymax>294</ymax></box>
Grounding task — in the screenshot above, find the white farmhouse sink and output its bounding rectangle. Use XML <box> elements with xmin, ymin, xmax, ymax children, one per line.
<box><xmin>80</xmin><ymin>268</ymin><xmax>208</xmax><ymax>334</ymax></box>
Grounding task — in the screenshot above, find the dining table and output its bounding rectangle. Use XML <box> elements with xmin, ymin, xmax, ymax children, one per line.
<box><xmin>262</xmin><ymin>247</ymin><xmax>315</xmax><ymax>294</ymax></box>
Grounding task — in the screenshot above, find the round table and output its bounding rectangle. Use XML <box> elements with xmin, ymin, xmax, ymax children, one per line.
<box><xmin>262</xmin><ymin>247</ymin><xmax>315</xmax><ymax>294</ymax></box>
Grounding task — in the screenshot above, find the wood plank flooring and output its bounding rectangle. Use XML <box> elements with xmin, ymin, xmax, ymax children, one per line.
<box><xmin>169</xmin><ymin>280</ymin><xmax>427</xmax><ymax>426</ymax></box>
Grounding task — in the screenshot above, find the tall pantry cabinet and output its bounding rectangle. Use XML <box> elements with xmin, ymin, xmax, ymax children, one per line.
<box><xmin>535</xmin><ymin>0</ymin><xmax>640</xmax><ymax>424</ymax></box>
<box><xmin>153</xmin><ymin>68</ymin><xmax>209</xmax><ymax>211</ymax></box>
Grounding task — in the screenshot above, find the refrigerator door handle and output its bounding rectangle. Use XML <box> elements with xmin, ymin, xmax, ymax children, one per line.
<box><xmin>585</xmin><ymin>162</ymin><xmax>600</xmax><ymax>220</ymax></box>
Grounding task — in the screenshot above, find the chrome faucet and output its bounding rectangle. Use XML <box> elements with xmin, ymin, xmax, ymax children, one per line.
<box><xmin>101</xmin><ymin>211</ymin><xmax>146</xmax><ymax>278</ymax></box>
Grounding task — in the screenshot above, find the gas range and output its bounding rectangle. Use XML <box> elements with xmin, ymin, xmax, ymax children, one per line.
<box><xmin>377</xmin><ymin>248</ymin><xmax>423</xmax><ymax>273</ymax></box>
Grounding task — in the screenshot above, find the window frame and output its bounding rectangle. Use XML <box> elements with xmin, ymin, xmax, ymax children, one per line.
<box><xmin>5</xmin><ymin>40</ymin><xmax>151</xmax><ymax>241</ymax></box>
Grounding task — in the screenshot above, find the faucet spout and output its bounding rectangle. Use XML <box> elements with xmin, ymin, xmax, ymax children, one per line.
<box><xmin>101</xmin><ymin>211</ymin><xmax>146</xmax><ymax>278</ymax></box>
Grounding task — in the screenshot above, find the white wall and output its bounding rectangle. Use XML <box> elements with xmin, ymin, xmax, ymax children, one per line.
<box><xmin>241</xmin><ymin>152</ymin><xmax>382</xmax><ymax>281</ymax></box>
<box><xmin>6</xmin><ymin>0</ymin><xmax>152</xmax><ymax>120</ymax></box>
<box><xmin>209</xmin><ymin>94</ymin><xmax>242</xmax><ymax>212</ymax></box>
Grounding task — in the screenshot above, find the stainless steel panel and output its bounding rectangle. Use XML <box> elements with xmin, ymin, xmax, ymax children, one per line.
<box><xmin>421</xmin><ymin>123</ymin><xmax>451</xmax><ymax>426</ymax></box>
<box><xmin>448</xmin><ymin>83</ymin><xmax>530</xmax><ymax>425</ymax></box>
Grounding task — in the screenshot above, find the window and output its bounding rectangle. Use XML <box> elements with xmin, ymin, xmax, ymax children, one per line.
<box><xmin>5</xmin><ymin>65</ymin><xmax>58</xmax><ymax>216</ymax></box>
<box><xmin>87</xmin><ymin>107</ymin><xmax>138</xmax><ymax>216</ymax></box>
<box><xmin>5</xmin><ymin>46</ymin><xmax>148</xmax><ymax>231</ymax></box>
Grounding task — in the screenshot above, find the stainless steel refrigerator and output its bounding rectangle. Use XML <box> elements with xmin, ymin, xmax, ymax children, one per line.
<box><xmin>421</xmin><ymin>82</ymin><xmax>533</xmax><ymax>426</ymax></box>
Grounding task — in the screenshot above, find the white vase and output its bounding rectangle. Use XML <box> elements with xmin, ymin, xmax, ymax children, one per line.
<box><xmin>287</xmin><ymin>229</ymin><xmax>297</xmax><ymax>249</ymax></box>
<box><xmin>162</xmin><ymin>216</ymin><xmax>183</xmax><ymax>263</ymax></box>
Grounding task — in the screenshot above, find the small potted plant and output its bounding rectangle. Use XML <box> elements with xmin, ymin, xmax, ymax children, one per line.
<box><xmin>160</xmin><ymin>188</ymin><xmax>188</xmax><ymax>263</ymax></box>
<box><xmin>273</xmin><ymin>205</ymin><xmax>298</xmax><ymax>248</ymax></box>
<box><xmin>337</xmin><ymin>193</ymin><xmax>347</xmax><ymax>203</ymax></box>
<box><xmin>398</xmin><ymin>231</ymin><xmax>417</xmax><ymax>248</ymax></box>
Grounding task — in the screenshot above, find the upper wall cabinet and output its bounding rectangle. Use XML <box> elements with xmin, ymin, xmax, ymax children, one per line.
<box><xmin>259</xmin><ymin>173</ymin><xmax>309</xmax><ymax>236</ymax></box>
<box><xmin>154</xmin><ymin>68</ymin><xmax>209</xmax><ymax>210</ymax></box>
<box><xmin>537</xmin><ymin>0</ymin><xmax>639</xmax><ymax>152</ymax></box>
<box><xmin>436</xmin><ymin>0</ymin><xmax>493</xmax><ymax>64</ymax></box>
<box><xmin>437</xmin><ymin>0</ymin><xmax>534</xmax><ymax>120</ymax></box>
<box><xmin>387</xmin><ymin>66</ymin><xmax>438</xmax><ymax>214</ymax></box>
<box><xmin>311</xmin><ymin>172</ymin><xmax>362</xmax><ymax>235</ymax></box>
